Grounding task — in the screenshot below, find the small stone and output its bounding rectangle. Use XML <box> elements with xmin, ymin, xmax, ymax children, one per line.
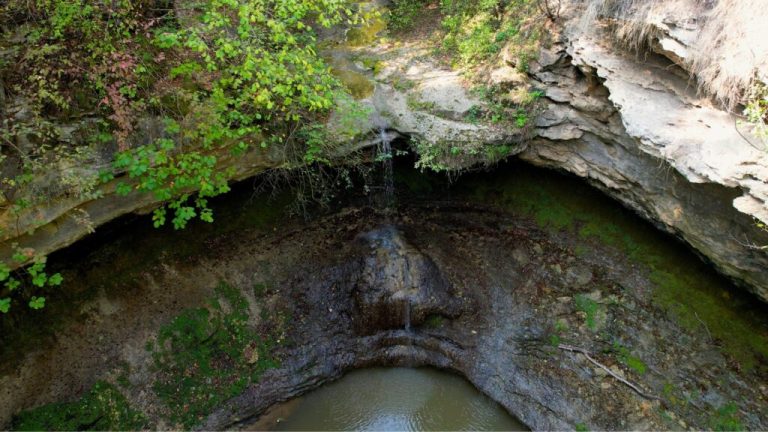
<box><xmin>512</xmin><ymin>248</ymin><xmax>530</xmax><ymax>266</ymax></box>
<box><xmin>244</xmin><ymin>342</ymin><xmax>260</xmax><ymax>364</ymax></box>
<box><xmin>532</xmin><ymin>243</ymin><xmax>544</xmax><ymax>255</ymax></box>
<box><xmin>566</xmin><ymin>266</ymin><xmax>593</xmax><ymax>287</ymax></box>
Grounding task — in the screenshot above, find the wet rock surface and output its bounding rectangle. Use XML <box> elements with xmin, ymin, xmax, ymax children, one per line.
<box><xmin>354</xmin><ymin>226</ymin><xmax>464</xmax><ymax>332</ymax></box>
<box><xmin>4</xmin><ymin>167</ymin><xmax>765</xmax><ymax>431</ymax></box>
<box><xmin>197</xmin><ymin>204</ymin><xmax>768</xmax><ymax>431</ymax></box>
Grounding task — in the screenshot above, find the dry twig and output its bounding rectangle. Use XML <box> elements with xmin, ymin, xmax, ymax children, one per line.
<box><xmin>558</xmin><ymin>344</ymin><xmax>664</xmax><ymax>402</ymax></box>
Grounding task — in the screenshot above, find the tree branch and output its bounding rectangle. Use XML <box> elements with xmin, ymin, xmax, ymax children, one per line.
<box><xmin>558</xmin><ymin>344</ymin><xmax>664</xmax><ymax>402</ymax></box>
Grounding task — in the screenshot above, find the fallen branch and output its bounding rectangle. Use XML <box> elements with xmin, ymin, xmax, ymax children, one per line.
<box><xmin>558</xmin><ymin>344</ymin><xmax>664</xmax><ymax>402</ymax></box>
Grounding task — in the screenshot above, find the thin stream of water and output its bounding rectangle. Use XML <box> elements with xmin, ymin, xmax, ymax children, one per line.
<box><xmin>379</xmin><ymin>126</ymin><xmax>395</xmax><ymax>209</ymax></box>
<box><xmin>403</xmin><ymin>298</ymin><xmax>411</xmax><ymax>332</ymax></box>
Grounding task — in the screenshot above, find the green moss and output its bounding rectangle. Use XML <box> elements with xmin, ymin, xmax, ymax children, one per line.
<box><xmin>423</xmin><ymin>314</ymin><xmax>445</xmax><ymax>328</ymax></box>
<box><xmin>331</xmin><ymin>68</ymin><xmax>375</xmax><ymax>99</ymax></box>
<box><xmin>12</xmin><ymin>381</ymin><xmax>147</xmax><ymax>431</ymax></box>
<box><xmin>548</xmin><ymin>334</ymin><xmax>561</xmax><ymax>347</ymax></box>
<box><xmin>554</xmin><ymin>319</ymin><xmax>568</xmax><ymax>332</ymax></box>
<box><xmin>574</xmin><ymin>294</ymin><xmax>600</xmax><ymax>331</ymax></box>
<box><xmin>406</xmin><ymin>94</ymin><xmax>437</xmax><ymax>112</ymax></box>
<box><xmin>461</xmin><ymin>164</ymin><xmax>768</xmax><ymax>373</ymax></box>
<box><xmin>612</xmin><ymin>343</ymin><xmax>647</xmax><ymax>374</ymax></box>
<box><xmin>253</xmin><ymin>282</ymin><xmax>268</xmax><ymax>298</ymax></box>
<box><xmin>346</xmin><ymin>15</ymin><xmax>387</xmax><ymax>46</ymax></box>
<box><xmin>710</xmin><ymin>402</ymin><xmax>745</xmax><ymax>431</ymax></box>
<box><xmin>150</xmin><ymin>282</ymin><xmax>279</xmax><ymax>428</ymax></box>
<box><xmin>358</xmin><ymin>56</ymin><xmax>385</xmax><ymax>75</ymax></box>
<box><xmin>575</xmin><ymin>422</ymin><xmax>590</xmax><ymax>432</ymax></box>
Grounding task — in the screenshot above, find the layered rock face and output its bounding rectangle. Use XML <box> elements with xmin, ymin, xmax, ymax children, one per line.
<box><xmin>2</xmin><ymin>0</ymin><xmax>766</xmax><ymax>303</ymax></box>
<box><xmin>519</xmin><ymin>13</ymin><xmax>768</xmax><ymax>301</ymax></box>
<box><xmin>5</xmin><ymin>195</ymin><xmax>766</xmax><ymax>430</ymax></box>
<box><xmin>356</xmin><ymin>3</ymin><xmax>768</xmax><ymax>301</ymax></box>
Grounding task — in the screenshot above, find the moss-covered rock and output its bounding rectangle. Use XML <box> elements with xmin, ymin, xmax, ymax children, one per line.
<box><xmin>12</xmin><ymin>382</ymin><xmax>147</xmax><ymax>431</ymax></box>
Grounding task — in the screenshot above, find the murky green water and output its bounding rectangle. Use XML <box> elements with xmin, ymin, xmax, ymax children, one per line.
<box><xmin>251</xmin><ymin>368</ymin><xmax>526</xmax><ymax>431</ymax></box>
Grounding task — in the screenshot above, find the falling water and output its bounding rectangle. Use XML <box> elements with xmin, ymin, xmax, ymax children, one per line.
<box><xmin>379</xmin><ymin>127</ymin><xmax>395</xmax><ymax>209</ymax></box>
<box><xmin>403</xmin><ymin>297</ymin><xmax>412</xmax><ymax>332</ymax></box>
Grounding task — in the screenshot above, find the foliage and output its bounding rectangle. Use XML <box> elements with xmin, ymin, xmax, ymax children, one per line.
<box><xmin>406</xmin><ymin>95</ymin><xmax>438</xmax><ymax>112</ymax></box>
<box><xmin>1</xmin><ymin>0</ymin><xmax>159</xmax><ymax>207</ymax></box>
<box><xmin>0</xmin><ymin>247</ymin><xmax>62</xmax><ymax>314</ymax></box>
<box><xmin>470</xmin><ymin>85</ymin><xmax>543</xmax><ymax>128</ymax></box>
<box><xmin>413</xmin><ymin>135</ymin><xmax>519</xmax><ymax>172</ymax></box>
<box><xmin>1</xmin><ymin>0</ymin><xmax>367</xmax><ymax>309</ymax></box>
<box><xmin>12</xmin><ymin>381</ymin><xmax>148</xmax><ymax>431</ymax></box>
<box><xmin>439</xmin><ymin>0</ymin><xmax>544</xmax><ymax>69</ymax></box>
<box><xmin>388</xmin><ymin>0</ymin><xmax>425</xmax><ymax>32</ymax></box>
<box><xmin>385</xmin><ymin>0</ymin><xmax>545</xmax><ymax>69</ymax></box>
<box><xmin>150</xmin><ymin>282</ymin><xmax>279</xmax><ymax>428</ymax></box>
<box><xmin>743</xmin><ymin>81</ymin><xmax>768</xmax><ymax>144</ymax></box>
<box><xmin>105</xmin><ymin>0</ymin><xmax>362</xmax><ymax>228</ymax></box>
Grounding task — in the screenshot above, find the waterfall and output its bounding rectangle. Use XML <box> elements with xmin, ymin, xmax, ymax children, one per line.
<box><xmin>403</xmin><ymin>297</ymin><xmax>411</xmax><ymax>332</ymax></box>
<box><xmin>378</xmin><ymin>126</ymin><xmax>395</xmax><ymax>209</ymax></box>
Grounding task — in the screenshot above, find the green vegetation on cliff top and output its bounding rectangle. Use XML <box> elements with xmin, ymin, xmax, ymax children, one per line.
<box><xmin>0</xmin><ymin>0</ymin><xmax>370</xmax><ymax>313</ymax></box>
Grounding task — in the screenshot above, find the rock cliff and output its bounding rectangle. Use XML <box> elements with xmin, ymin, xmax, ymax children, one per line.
<box><xmin>2</xmin><ymin>0</ymin><xmax>767</xmax><ymax>302</ymax></box>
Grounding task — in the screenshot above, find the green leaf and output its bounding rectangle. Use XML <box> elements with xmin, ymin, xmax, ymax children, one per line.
<box><xmin>29</xmin><ymin>296</ymin><xmax>46</xmax><ymax>310</ymax></box>
<box><xmin>0</xmin><ymin>298</ymin><xmax>10</xmax><ymax>313</ymax></box>
<box><xmin>31</xmin><ymin>272</ymin><xmax>47</xmax><ymax>288</ymax></box>
<box><xmin>48</xmin><ymin>273</ymin><xmax>64</xmax><ymax>286</ymax></box>
<box><xmin>116</xmin><ymin>182</ymin><xmax>133</xmax><ymax>196</ymax></box>
<box><xmin>6</xmin><ymin>278</ymin><xmax>21</xmax><ymax>291</ymax></box>
<box><xmin>152</xmin><ymin>208</ymin><xmax>167</xmax><ymax>228</ymax></box>
<box><xmin>200</xmin><ymin>208</ymin><xmax>214</xmax><ymax>223</ymax></box>
<box><xmin>99</xmin><ymin>169</ymin><xmax>115</xmax><ymax>183</ymax></box>
<box><xmin>0</xmin><ymin>262</ymin><xmax>9</xmax><ymax>282</ymax></box>
<box><xmin>12</xmin><ymin>251</ymin><xmax>28</xmax><ymax>263</ymax></box>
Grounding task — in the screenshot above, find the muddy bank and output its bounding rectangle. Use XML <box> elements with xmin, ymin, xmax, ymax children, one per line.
<box><xmin>1</xmin><ymin>162</ymin><xmax>767</xmax><ymax>430</ymax></box>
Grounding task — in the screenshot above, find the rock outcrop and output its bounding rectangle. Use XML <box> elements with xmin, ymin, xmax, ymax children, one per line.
<box><xmin>349</xmin><ymin>4</ymin><xmax>768</xmax><ymax>301</ymax></box>
<box><xmin>2</xmin><ymin>1</ymin><xmax>766</xmax><ymax>303</ymax></box>
<box><xmin>0</xmin><ymin>142</ymin><xmax>278</xmax><ymax>268</ymax></box>
<box><xmin>519</xmin><ymin>21</ymin><xmax>768</xmax><ymax>301</ymax></box>
<box><xmin>5</xmin><ymin>195</ymin><xmax>766</xmax><ymax>430</ymax></box>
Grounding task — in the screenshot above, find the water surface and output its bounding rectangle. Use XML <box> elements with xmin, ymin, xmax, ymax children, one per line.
<box><xmin>251</xmin><ymin>367</ymin><xmax>526</xmax><ymax>431</ymax></box>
